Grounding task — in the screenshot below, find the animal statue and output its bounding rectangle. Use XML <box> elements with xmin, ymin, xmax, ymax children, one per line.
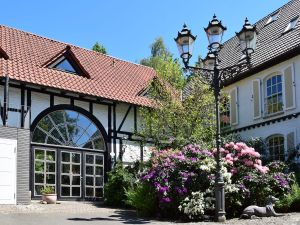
<box><xmin>240</xmin><ymin>196</ymin><xmax>284</xmax><ymax>219</ymax></box>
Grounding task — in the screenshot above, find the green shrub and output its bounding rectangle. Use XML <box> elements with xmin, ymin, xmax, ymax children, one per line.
<box><xmin>41</xmin><ymin>186</ymin><xmax>55</xmax><ymax>194</ymax></box>
<box><xmin>276</xmin><ymin>184</ymin><xmax>300</xmax><ymax>212</ymax></box>
<box><xmin>125</xmin><ymin>182</ymin><xmax>157</xmax><ymax>217</ymax></box>
<box><xmin>104</xmin><ymin>162</ymin><xmax>134</xmax><ymax>207</ymax></box>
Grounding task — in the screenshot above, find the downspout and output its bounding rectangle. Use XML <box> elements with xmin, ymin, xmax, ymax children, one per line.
<box><xmin>3</xmin><ymin>75</ymin><xmax>9</xmax><ymax>126</ymax></box>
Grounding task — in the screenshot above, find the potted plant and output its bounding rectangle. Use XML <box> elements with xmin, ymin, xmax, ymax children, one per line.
<box><xmin>41</xmin><ymin>186</ymin><xmax>57</xmax><ymax>204</ymax></box>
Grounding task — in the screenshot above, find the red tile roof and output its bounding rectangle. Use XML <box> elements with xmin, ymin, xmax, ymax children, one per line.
<box><xmin>0</xmin><ymin>25</ymin><xmax>156</xmax><ymax>106</ymax></box>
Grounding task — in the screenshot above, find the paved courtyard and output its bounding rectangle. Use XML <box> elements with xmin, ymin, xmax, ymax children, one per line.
<box><xmin>0</xmin><ymin>201</ymin><xmax>300</xmax><ymax>225</ymax></box>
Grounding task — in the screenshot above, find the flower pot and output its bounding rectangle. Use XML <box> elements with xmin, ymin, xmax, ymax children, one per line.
<box><xmin>42</xmin><ymin>194</ymin><xmax>57</xmax><ymax>204</ymax></box>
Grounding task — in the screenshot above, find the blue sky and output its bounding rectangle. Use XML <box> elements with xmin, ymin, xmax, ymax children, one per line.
<box><xmin>1</xmin><ymin>0</ymin><xmax>289</xmax><ymax>65</ymax></box>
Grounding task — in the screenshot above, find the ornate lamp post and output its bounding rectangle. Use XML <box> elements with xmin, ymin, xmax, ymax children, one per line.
<box><xmin>175</xmin><ymin>16</ymin><xmax>257</xmax><ymax>222</ymax></box>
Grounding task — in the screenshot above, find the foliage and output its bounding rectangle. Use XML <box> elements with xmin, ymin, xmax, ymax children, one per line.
<box><xmin>92</xmin><ymin>42</ymin><xmax>107</xmax><ymax>54</ymax></box>
<box><xmin>104</xmin><ymin>162</ymin><xmax>134</xmax><ymax>207</ymax></box>
<box><xmin>275</xmin><ymin>184</ymin><xmax>300</xmax><ymax>212</ymax></box>
<box><xmin>138</xmin><ymin>77</ymin><xmax>215</xmax><ymax>149</ymax></box>
<box><xmin>140</xmin><ymin>37</ymin><xmax>184</xmax><ymax>90</ymax></box>
<box><xmin>137</xmin><ymin>142</ymin><xmax>294</xmax><ymax>220</ymax></box>
<box><xmin>41</xmin><ymin>186</ymin><xmax>55</xmax><ymax>194</ymax></box>
<box><xmin>125</xmin><ymin>181</ymin><xmax>158</xmax><ymax>217</ymax></box>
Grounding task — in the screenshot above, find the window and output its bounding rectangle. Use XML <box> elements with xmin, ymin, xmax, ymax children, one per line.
<box><xmin>266</xmin><ymin>12</ymin><xmax>279</xmax><ymax>25</ymax></box>
<box><xmin>265</xmin><ymin>74</ymin><xmax>283</xmax><ymax>115</ymax></box>
<box><xmin>32</xmin><ymin>110</ymin><xmax>105</xmax><ymax>150</ymax></box>
<box><xmin>34</xmin><ymin>149</ymin><xmax>56</xmax><ymax>196</ymax></box>
<box><xmin>284</xmin><ymin>16</ymin><xmax>299</xmax><ymax>33</ymax></box>
<box><xmin>50</xmin><ymin>57</ymin><xmax>78</xmax><ymax>74</ymax></box>
<box><xmin>267</xmin><ymin>135</ymin><xmax>285</xmax><ymax>161</ymax></box>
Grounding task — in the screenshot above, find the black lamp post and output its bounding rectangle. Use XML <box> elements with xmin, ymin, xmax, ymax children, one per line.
<box><xmin>175</xmin><ymin>15</ymin><xmax>257</xmax><ymax>222</ymax></box>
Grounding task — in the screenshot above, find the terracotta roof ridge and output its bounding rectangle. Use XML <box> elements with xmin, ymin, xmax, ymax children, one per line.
<box><xmin>221</xmin><ymin>0</ymin><xmax>298</xmax><ymax>47</ymax></box>
<box><xmin>0</xmin><ymin>24</ymin><xmax>156</xmax><ymax>73</ymax></box>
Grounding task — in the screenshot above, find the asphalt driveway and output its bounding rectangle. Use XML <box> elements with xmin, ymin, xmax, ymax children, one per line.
<box><xmin>0</xmin><ymin>202</ymin><xmax>300</xmax><ymax>225</ymax></box>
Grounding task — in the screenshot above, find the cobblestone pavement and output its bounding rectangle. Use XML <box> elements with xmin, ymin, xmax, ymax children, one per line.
<box><xmin>0</xmin><ymin>201</ymin><xmax>299</xmax><ymax>225</ymax></box>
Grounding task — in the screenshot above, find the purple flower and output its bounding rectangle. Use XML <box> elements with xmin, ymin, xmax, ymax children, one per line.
<box><xmin>160</xmin><ymin>197</ymin><xmax>172</xmax><ymax>203</ymax></box>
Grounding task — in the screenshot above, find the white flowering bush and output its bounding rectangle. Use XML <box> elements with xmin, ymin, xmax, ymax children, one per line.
<box><xmin>179</xmin><ymin>191</ymin><xmax>215</xmax><ymax>220</ymax></box>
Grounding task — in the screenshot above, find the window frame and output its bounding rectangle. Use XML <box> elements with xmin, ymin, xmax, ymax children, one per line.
<box><xmin>283</xmin><ymin>16</ymin><xmax>299</xmax><ymax>33</ymax></box>
<box><xmin>265</xmin><ymin>11</ymin><xmax>279</xmax><ymax>25</ymax></box>
<box><xmin>264</xmin><ymin>73</ymin><xmax>284</xmax><ymax>116</ymax></box>
<box><xmin>266</xmin><ymin>134</ymin><xmax>285</xmax><ymax>161</ymax></box>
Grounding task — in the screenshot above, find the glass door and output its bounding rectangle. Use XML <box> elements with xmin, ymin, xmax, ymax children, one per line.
<box><xmin>60</xmin><ymin>151</ymin><xmax>81</xmax><ymax>198</ymax></box>
<box><xmin>84</xmin><ymin>153</ymin><xmax>104</xmax><ymax>199</ymax></box>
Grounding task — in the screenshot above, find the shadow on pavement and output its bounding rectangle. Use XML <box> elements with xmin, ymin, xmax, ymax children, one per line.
<box><xmin>68</xmin><ymin>209</ymin><xmax>151</xmax><ymax>224</ymax></box>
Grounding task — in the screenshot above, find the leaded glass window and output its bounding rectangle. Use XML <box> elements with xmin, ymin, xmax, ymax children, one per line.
<box><xmin>267</xmin><ymin>135</ymin><xmax>285</xmax><ymax>161</ymax></box>
<box><xmin>32</xmin><ymin>110</ymin><xmax>105</xmax><ymax>150</ymax></box>
<box><xmin>265</xmin><ymin>75</ymin><xmax>283</xmax><ymax>115</ymax></box>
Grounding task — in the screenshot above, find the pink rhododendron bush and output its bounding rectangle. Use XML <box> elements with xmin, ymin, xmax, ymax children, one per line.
<box><xmin>132</xmin><ymin>142</ymin><xmax>295</xmax><ymax>220</ymax></box>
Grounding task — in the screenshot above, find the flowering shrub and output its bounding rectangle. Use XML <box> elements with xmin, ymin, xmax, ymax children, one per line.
<box><xmin>135</xmin><ymin>142</ymin><xmax>294</xmax><ymax>220</ymax></box>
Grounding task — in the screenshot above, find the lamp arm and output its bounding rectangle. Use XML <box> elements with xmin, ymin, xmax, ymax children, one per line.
<box><xmin>184</xmin><ymin>66</ymin><xmax>214</xmax><ymax>86</ymax></box>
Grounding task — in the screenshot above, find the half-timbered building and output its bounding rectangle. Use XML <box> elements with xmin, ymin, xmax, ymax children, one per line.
<box><xmin>0</xmin><ymin>25</ymin><xmax>155</xmax><ymax>204</ymax></box>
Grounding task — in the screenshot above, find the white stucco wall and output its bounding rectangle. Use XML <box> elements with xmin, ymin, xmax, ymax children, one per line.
<box><xmin>223</xmin><ymin>55</ymin><xmax>300</xmax><ymax>159</ymax></box>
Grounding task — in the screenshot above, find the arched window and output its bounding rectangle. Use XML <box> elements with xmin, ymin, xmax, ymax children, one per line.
<box><xmin>267</xmin><ymin>135</ymin><xmax>285</xmax><ymax>161</ymax></box>
<box><xmin>32</xmin><ymin>110</ymin><xmax>105</xmax><ymax>151</ymax></box>
<box><xmin>265</xmin><ymin>74</ymin><xmax>283</xmax><ymax>114</ymax></box>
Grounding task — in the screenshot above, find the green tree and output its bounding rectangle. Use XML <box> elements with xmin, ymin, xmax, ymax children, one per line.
<box><xmin>92</xmin><ymin>42</ymin><xmax>107</xmax><ymax>54</ymax></box>
<box><xmin>140</xmin><ymin>37</ymin><xmax>184</xmax><ymax>90</ymax></box>
<box><xmin>137</xmin><ymin>38</ymin><xmax>215</xmax><ymax>149</ymax></box>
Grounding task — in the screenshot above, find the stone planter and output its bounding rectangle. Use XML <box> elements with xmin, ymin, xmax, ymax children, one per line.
<box><xmin>42</xmin><ymin>194</ymin><xmax>57</xmax><ymax>204</ymax></box>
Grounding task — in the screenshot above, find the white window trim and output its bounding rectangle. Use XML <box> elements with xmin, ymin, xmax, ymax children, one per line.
<box><xmin>263</xmin><ymin>72</ymin><xmax>284</xmax><ymax>117</ymax></box>
<box><xmin>267</xmin><ymin>134</ymin><xmax>285</xmax><ymax>161</ymax></box>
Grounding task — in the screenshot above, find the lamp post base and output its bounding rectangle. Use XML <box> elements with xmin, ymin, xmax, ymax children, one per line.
<box><xmin>215</xmin><ymin>214</ymin><xmax>226</xmax><ymax>222</ymax></box>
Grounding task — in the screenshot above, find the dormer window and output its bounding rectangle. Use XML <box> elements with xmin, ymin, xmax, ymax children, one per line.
<box><xmin>284</xmin><ymin>16</ymin><xmax>299</xmax><ymax>33</ymax></box>
<box><xmin>52</xmin><ymin>57</ymin><xmax>77</xmax><ymax>74</ymax></box>
<box><xmin>266</xmin><ymin>12</ymin><xmax>279</xmax><ymax>25</ymax></box>
<box><xmin>46</xmin><ymin>46</ymin><xmax>90</xmax><ymax>78</ymax></box>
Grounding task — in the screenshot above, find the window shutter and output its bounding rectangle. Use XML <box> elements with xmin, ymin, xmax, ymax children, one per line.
<box><xmin>252</xmin><ymin>79</ymin><xmax>261</xmax><ymax>119</ymax></box>
<box><xmin>287</xmin><ymin>131</ymin><xmax>295</xmax><ymax>151</ymax></box>
<box><xmin>230</xmin><ymin>87</ymin><xmax>238</xmax><ymax>125</ymax></box>
<box><xmin>284</xmin><ymin>64</ymin><xmax>295</xmax><ymax>110</ymax></box>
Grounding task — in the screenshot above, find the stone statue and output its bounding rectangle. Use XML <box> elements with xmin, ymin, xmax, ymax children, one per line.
<box><xmin>240</xmin><ymin>196</ymin><xmax>284</xmax><ymax>219</ymax></box>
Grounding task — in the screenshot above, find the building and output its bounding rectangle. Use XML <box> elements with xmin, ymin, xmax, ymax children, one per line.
<box><xmin>0</xmin><ymin>25</ymin><xmax>156</xmax><ymax>204</ymax></box>
<box><xmin>218</xmin><ymin>0</ymin><xmax>300</xmax><ymax>162</ymax></box>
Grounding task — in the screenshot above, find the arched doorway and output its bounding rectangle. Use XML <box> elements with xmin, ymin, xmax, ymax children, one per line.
<box><xmin>31</xmin><ymin>105</ymin><xmax>108</xmax><ymax>201</ymax></box>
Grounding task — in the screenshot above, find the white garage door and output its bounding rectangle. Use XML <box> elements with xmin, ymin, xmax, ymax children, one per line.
<box><xmin>0</xmin><ymin>139</ymin><xmax>17</xmax><ymax>204</ymax></box>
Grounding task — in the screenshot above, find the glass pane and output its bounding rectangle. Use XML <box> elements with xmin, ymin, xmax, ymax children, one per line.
<box><xmin>94</xmin><ymin>137</ymin><xmax>105</xmax><ymax>150</ymax></box>
<box><xmin>61</xmin><ymin>175</ymin><xmax>70</xmax><ymax>185</ymax></box>
<box><xmin>72</xmin><ymin>165</ymin><xmax>81</xmax><ymax>174</ymax></box>
<box><xmin>272</xmin><ymin>76</ymin><xmax>276</xmax><ymax>84</ymax></box>
<box><xmin>46</xmin><ymin>174</ymin><xmax>55</xmax><ymax>184</ymax></box>
<box><xmin>35</xmin><ymin>150</ymin><xmax>44</xmax><ymax>160</ymax></box>
<box><xmin>46</xmin><ymin>163</ymin><xmax>55</xmax><ymax>172</ymax></box>
<box><xmin>35</xmin><ymin>161</ymin><xmax>44</xmax><ymax>172</ymax></box>
<box><xmin>46</xmin><ymin>151</ymin><xmax>55</xmax><ymax>161</ymax></box>
<box><xmin>267</xmin><ymin>79</ymin><xmax>271</xmax><ymax>87</ymax></box>
<box><xmin>86</xmin><ymin>187</ymin><xmax>94</xmax><ymax>197</ymax></box>
<box><xmin>72</xmin><ymin>187</ymin><xmax>81</xmax><ymax>197</ymax></box>
<box><xmin>72</xmin><ymin>176</ymin><xmax>81</xmax><ymax>185</ymax></box>
<box><xmin>35</xmin><ymin>185</ymin><xmax>44</xmax><ymax>195</ymax></box>
<box><xmin>55</xmin><ymin>58</ymin><xmax>77</xmax><ymax>73</ymax></box>
<box><xmin>86</xmin><ymin>176</ymin><xmax>94</xmax><ymax>186</ymax></box>
<box><xmin>86</xmin><ymin>166</ymin><xmax>93</xmax><ymax>175</ymax></box>
<box><xmin>35</xmin><ymin>173</ymin><xmax>44</xmax><ymax>184</ymax></box>
<box><xmin>86</xmin><ymin>155</ymin><xmax>94</xmax><ymax>164</ymax></box>
<box><xmin>96</xmin><ymin>166</ymin><xmax>103</xmax><ymax>176</ymax></box>
<box><xmin>62</xmin><ymin>164</ymin><xmax>70</xmax><ymax>173</ymax></box>
<box><xmin>61</xmin><ymin>187</ymin><xmax>70</xmax><ymax>196</ymax></box>
<box><xmin>32</xmin><ymin>129</ymin><xmax>47</xmax><ymax>143</ymax></box>
<box><xmin>62</xmin><ymin>152</ymin><xmax>70</xmax><ymax>162</ymax></box>
<box><xmin>47</xmin><ymin>137</ymin><xmax>61</xmax><ymax>145</ymax></box>
<box><xmin>95</xmin><ymin>155</ymin><xmax>103</xmax><ymax>165</ymax></box>
<box><xmin>72</xmin><ymin>153</ymin><xmax>80</xmax><ymax>163</ymax></box>
<box><xmin>95</xmin><ymin>177</ymin><xmax>103</xmax><ymax>186</ymax></box>
<box><xmin>95</xmin><ymin>188</ymin><xmax>103</xmax><ymax>198</ymax></box>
